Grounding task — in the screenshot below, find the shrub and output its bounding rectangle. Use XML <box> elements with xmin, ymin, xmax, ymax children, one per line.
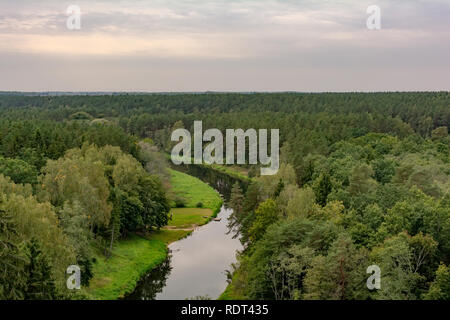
<box><xmin>174</xmin><ymin>196</ymin><xmax>187</xmax><ymax>208</ymax></box>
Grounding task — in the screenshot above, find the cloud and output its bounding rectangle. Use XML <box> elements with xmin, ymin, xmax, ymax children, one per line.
<box><xmin>0</xmin><ymin>0</ymin><xmax>449</xmax><ymax>91</ymax></box>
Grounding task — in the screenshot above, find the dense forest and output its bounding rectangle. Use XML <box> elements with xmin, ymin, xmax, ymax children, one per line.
<box><xmin>0</xmin><ymin>92</ymin><xmax>448</xmax><ymax>300</ymax></box>
<box><xmin>0</xmin><ymin>112</ymin><xmax>170</xmax><ymax>299</ymax></box>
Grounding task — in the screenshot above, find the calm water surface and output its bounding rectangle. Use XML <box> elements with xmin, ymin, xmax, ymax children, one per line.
<box><xmin>126</xmin><ymin>206</ymin><xmax>242</xmax><ymax>300</ymax></box>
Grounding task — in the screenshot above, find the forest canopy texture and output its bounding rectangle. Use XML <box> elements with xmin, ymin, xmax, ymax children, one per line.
<box><xmin>0</xmin><ymin>92</ymin><xmax>448</xmax><ymax>300</ymax></box>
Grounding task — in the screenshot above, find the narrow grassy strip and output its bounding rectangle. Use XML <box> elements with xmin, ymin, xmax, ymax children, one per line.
<box><xmin>167</xmin><ymin>153</ymin><xmax>251</xmax><ymax>182</ymax></box>
<box><xmin>218</xmin><ymin>272</ymin><xmax>247</xmax><ymax>300</ymax></box>
<box><xmin>85</xmin><ymin>234</ymin><xmax>167</xmax><ymax>300</ymax></box>
<box><xmin>168</xmin><ymin>207</ymin><xmax>213</xmax><ymax>228</ymax></box>
<box><xmin>146</xmin><ymin>229</ymin><xmax>192</xmax><ymax>244</ymax></box>
<box><xmin>218</xmin><ymin>283</ymin><xmax>237</xmax><ymax>300</ymax></box>
<box><xmin>218</xmin><ymin>286</ymin><xmax>248</xmax><ymax>300</ymax></box>
<box><xmin>208</xmin><ymin>164</ymin><xmax>252</xmax><ymax>182</ymax></box>
<box><xmin>169</xmin><ymin>168</ymin><xmax>222</xmax><ymax>215</ymax></box>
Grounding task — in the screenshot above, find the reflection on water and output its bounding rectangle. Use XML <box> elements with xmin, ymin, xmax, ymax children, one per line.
<box><xmin>172</xmin><ymin>164</ymin><xmax>250</xmax><ymax>202</ymax></box>
<box><xmin>125</xmin><ymin>206</ymin><xmax>242</xmax><ymax>300</ymax></box>
<box><xmin>124</xmin><ymin>257</ymin><xmax>172</xmax><ymax>300</ymax></box>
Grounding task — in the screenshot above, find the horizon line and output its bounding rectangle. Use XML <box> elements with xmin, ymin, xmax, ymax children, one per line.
<box><xmin>1</xmin><ymin>90</ymin><xmax>449</xmax><ymax>96</ymax></box>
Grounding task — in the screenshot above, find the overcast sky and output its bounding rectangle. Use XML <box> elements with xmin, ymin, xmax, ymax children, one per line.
<box><xmin>0</xmin><ymin>0</ymin><xmax>449</xmax><ymax>92</ymax></box>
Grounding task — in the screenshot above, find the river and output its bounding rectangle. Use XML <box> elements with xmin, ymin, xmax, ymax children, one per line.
<box><xmin>126</xmin><ymin>206</ymin><xmax>241</xmax><ymax>300</ymax></box>
<box><xmin>125</xmin><ymin>167</ymin><xmax>248</xmax><ymax>300</ymax></box>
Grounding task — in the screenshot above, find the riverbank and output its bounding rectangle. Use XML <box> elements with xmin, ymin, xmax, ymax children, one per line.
<box><xmin>207</xmin><ymin>164</ymin><xmax>252</xmax><ymax>183</ymax></box>
<box><xmin>218</xmin><ymin>269</ymin><xmax>248</xmax><ymax>300</ymax></box>
<box><xmin>84</xmin><ymin>169</ymin><xmax>222</xmax><ymax>300</ymax></box>
<box><xmin>84</xmin><ymin>235</ymin><xmax>167</xmax><ymax>299</ymax></box>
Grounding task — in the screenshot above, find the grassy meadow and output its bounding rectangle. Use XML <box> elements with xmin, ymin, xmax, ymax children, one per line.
<box><xmin>168</xmin><ymin>169</ymin><xmax>222</xmax><ymax>213</ymax></box>
<box><xmin>168</xmin><ymin>207</ymin><xmax>214</xmax><ymax>228</ymax></box>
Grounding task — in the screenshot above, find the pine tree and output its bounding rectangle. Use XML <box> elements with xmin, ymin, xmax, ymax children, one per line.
<box><xmin>24</xmin><ymin>238</ymin><xmax>58</xmax><ymax>300</ymax></box>
<box><xmin>303</xmin><ymin>234</ymin><xmax>369</xmax><ymax>300</ymax></box>
<box><xmin>0</xmin><ymin>209</ymin><xmax>27</xmax><ymax>300</ymax></box>
<box><xmin>274</xmin><ymin>179</ymin><xmax>285</xmax><ymax>198</ymax></box>
<box><xmin>227</xmin><ymin>182</ymin><xmax>245</xmax><ymax>238</ymax></box>
<box><xmin>243</xmin><ymin>182</ymin><xmax>260</xmax><ymax>213</ymax></box>
<box><xmin>314</xmin><ymin>173</ymin><xmax>332</xmax><ymax>207</ymax></box>
<box><xmin>229</xmin><ymin>182</ymin><xmax>244</xmax><ymax>215</ymax></box>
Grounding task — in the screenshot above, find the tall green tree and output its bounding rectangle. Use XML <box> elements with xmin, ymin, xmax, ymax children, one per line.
<box><xmin>248</xmin><ymin>199</ymin><xmax>279</xmax><ymax>243</ymax></box>
<box><xmin>0</xmin><ymin>209</ymin><xmax>26</xmax><ymax>300</ymax></box>
<box><xmin>227</xmin><ymin>182</ymin><xmax>246</xmax><ymax>239</ymax></box>
<box><xmin>303</xmin><ymin>234</ymin><xmax>368</xmax><ymax>300</ymax></box>
<box><xmin>423</xmin><ymin>263</ymin><xmax>450</xmax><ymax>300</ymax></box>
<box><xmin>314</xmin><ymin>173</ymin><xmax>332</xmax><ymax>207</ymax></box>
<box><xmin>24</xmin><ymin>238</ymin><xmax>58</xmax><ymax>300</ymax></box>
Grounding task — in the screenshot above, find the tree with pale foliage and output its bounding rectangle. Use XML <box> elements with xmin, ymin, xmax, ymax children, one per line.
<box><xmin>38</xmin><ymin>156</ymin><xmax>112</xmax><ymax>229</ymax></box>
<box><xmin>248</xmin><ymin>199</ymin><xmax>279</xmax><ymax>243</ymax></box>
<box><xmin>423</xmin><ymin>263</ymin><xmax>450</xmax><ymax>300</ymax></box>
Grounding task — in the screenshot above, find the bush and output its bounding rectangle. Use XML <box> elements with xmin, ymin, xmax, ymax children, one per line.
<box><xmin>174</xmin><ymin>196</ymin><xmax>187</xmax><ymax>208</ymax></box>
<box><xmin>196</xmin><ymin>202</ymin><xmax>203</xmax><ymax>208</ymax></box>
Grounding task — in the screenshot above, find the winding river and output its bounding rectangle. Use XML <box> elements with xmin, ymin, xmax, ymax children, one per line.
<box><xmin>125</xmin><ymin>166</ymin><xmax>249</xmax><ymax>300</ymax></box>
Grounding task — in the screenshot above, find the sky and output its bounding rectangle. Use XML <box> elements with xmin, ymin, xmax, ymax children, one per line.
<box><xmin>0</xmin><ymin>0</ymin><xmax>449</xmax><ymax>92</ymax></box>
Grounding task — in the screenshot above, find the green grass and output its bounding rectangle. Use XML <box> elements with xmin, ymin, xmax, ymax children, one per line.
<box><xmin>218</xmin><ymin>283</ymin><xmax>237</xmax><ymax>300</ymax></box>
<box><xmin>169</xmin><ymin>169</ymin><xmax>222</xmax><ymax>213</ymax></box>
<box><xmin>85</xmin><ymin>234</ymin><xmax>167</xmax><ymax>300</ymax></box>
<box><xmin>208</xmin><ymin>164</ymin><xmax>252</xmax><ymax>182</ymax></box>
<box><xmin>168</xmin><ymin>207</ymin><xmax>212</xmax><ymax>228</ymax></box>
<box><xmin>146</xmin><ymin>229</ymin><xmax>192</xmax><ymax>244</ymax></box>
<box><xmin>218</xmin><ymin>273</ymin><xmax>248</xmax><ymax>300</ymax></box>
<box><xmin>167</xmin><ymin>155</ymin><xmax>251</xmax><ymax>182</ymax></box>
